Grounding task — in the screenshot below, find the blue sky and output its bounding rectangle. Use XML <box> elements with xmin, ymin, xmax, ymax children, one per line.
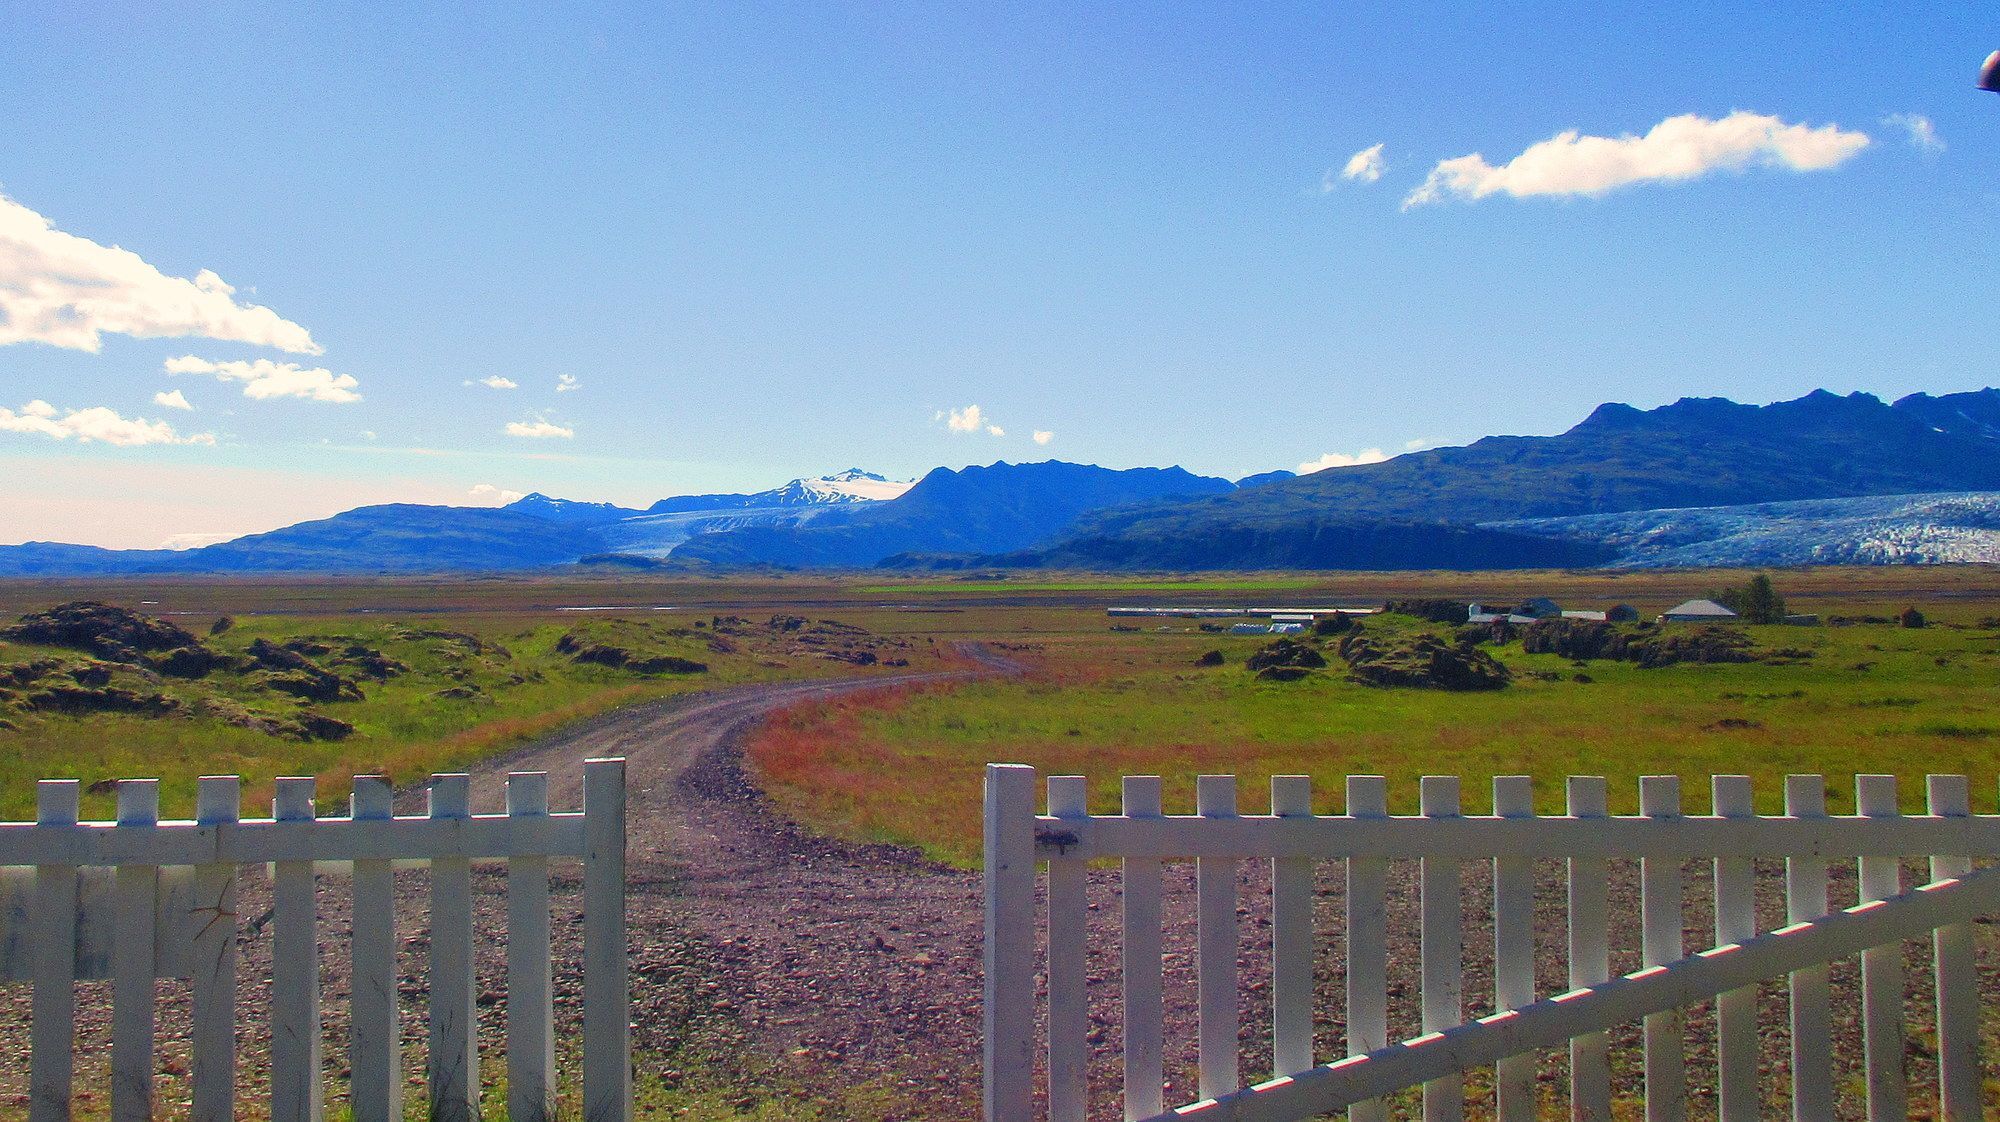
<box><xmin>2</xmin><ymin>3</ymin><xmax>1996</xmax><ymax>546</ymax></box>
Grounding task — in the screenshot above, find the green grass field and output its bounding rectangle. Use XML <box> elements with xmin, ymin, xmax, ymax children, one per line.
<box><xmin>0</xmin><ymin>596</ymin><xmax>938</xmax><ymax>822</ymax></box>
<box><xmin>749</xmin><ymin>584</ymin><xmax>2000</xmax><ymax>866</ymax></box>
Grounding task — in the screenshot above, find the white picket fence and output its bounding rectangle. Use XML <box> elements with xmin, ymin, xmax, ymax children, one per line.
<box><xmin>1</xmin><ymin>759</ymin><xmax>629</xmax><ymax>1122</ymax></box>
<box><xmin>983</xmin><ymin>764</ymin><xmax>1999</xmax><ymax>1122</ymax></box>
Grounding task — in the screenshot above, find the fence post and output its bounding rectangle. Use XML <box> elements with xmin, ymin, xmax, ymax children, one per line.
<box><xmin>350</xmin><ymin>775</ymin><xmax>400</xmax><ymax>1122</ymax></box>
<box><xmin>111</xmin><ymin>779</ymin><xmax>160</xmax><ymax>1122</ymax></box>
<box><xmin>30</xmin><ymin>779</ymin><xmax>78</xmax><ymax>1122</ymax></box>
<box><xmin>1566</xmin><ymin>776</ymin><xmax>1611</xmax><ymax>1122</ymax></box>
<box><xmin>1047</xmin><ymin>776</ymin><xmax>1090</xmax><ymax>1122</ymax></box>
<box><xmin>1855</xmin><ymin>775</ymin><xmax>1906</xmax><ymax>1122</ymax></box>
<box><xmin>1784</xmin><ymin>775</ymin><xmax>1833</xmax><ymax>1121</ymax></box>
<box><xmin>1930</xmin><ymin>775</ymin><xmax>1978</xmax><ymax>1121</ymax></box>
<box><xmin>1710</xmin><ymin>776</ymin><xmax>1756</xmax><ymax>1122</ymax></box>
<box><xmin>1196</xmin><ymin>774</ymin><xmax>1241</xmax><ymax>1100</ymax></box>
<box><xmin>1419</xmin><ymin>775</ymin><xmax>1463</xmax><ymax>1122</ymax></box>
<box><xmin>583</xmin><ymin>757</ymin><xmax>631</xmax><ymax>1122</ymax></box>
<box><xmin>509</xmin><ymin>772</ymin><xmax>557</xmax><ymax>1122</ymax></box>
<box><xmin>1345</xmin><ymin>776</ymin><xmax>1389</xmax><ymax>1122</ymax></box>
<box><xmin>1639</xmin><ymin>775</ymin><xmax>1686</xmax><ymax>1122</ymax></box>
<box><xmin>191</xmin><ymin>775</ymin><xmax>241</xmax><ymax>1122</ymax></box>
<box><xmin>984</xmin><ymin>764</ymin><xmax>1038</xmax><ymax>1122</ymax></box>
<box><xmin>428</xmin><ymin>774</ymin><xmax>478</xmax><ymax>1122</ymax></box>
<box><xmin>1491</xmin><ymin>776</ymin><xmax>1535</xmax><ymax>1122</ymax></box>
<box><xmin>1271</xmin><ymin>776</ymin><xmax>1315</xmax><ymax>1079</ymax></box>
<box><xmin>271</xmin><ymin>776</ymin><xmax>322</xmax><ymax>1122</ymax></box>
<box><xmin>1122</xmin><ymin>776</ymin><xmax>1165</xmax><ymax>1122</ymax></box>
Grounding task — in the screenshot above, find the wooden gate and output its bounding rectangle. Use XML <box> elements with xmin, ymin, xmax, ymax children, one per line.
<box><xmin>983</xmin><ymin>764</ymin><xmax>1995</xmax><ymax>1121</ymax></box>
<box><xmin>0</xmin><ymin>760</ymin><xmax>629</xmax><ymax>1122</ymax></box>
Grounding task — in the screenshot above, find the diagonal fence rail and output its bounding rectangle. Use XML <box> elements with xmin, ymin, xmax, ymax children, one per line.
<box><xmin>1</xmin><ymin>760</ymin><xmax>629</xmax><ymax>1122</ymax></box>
<box><xmin>984</xmin><ymin>765</ymin><xmax>1993</xmax><ymax>1122</ymax></box>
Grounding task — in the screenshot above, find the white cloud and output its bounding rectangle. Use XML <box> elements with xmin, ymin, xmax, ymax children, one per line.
<box><xmin>165</xmin><ymin>355</ymin><xmax>361</xmax><ymax>403</ymax></box>
<box><xmin>1297</xmin><ymin>447</ymin><xmax>1390</xmax><ymax>474</ymax></box>
<box><xmin>359</xmin><ymin>429</ymin><xmax>378</xmax><ymax>441</ymax></box>
<box><xmin>941</xmin><ymin>405</ymin><xmax>1010</xmax><ymax>437</ymax></box>
<box><xmin>468</xmin><ymin>483</ymin><xmax>526</xmax><ymax>504</ymax></box>
<box><xmin>505</xmin><ymin>418</ymin><xmax>574</xmax><ymax>439</ymax></box>
<box><xmin>1033</xmin><ymin>430</ymin><xmax>1054</xmax><ymax>445</ymax></box>
<box><xmin>1404</xmin><ymin>110</ymin><xmax>1870</xmax><ymax>208</ymax></box>
<box><xmin>0</xmin><ymin>193</ymin><xmax>320</xmax><ymax>354</ymax></box>
<box><xmin>153</xmin><ymin>389</ymin><xmax>193</xmax><ymax>411</ymax></box>
<box><xmin>466</xmin><ymin>375</ymin><xmax>518</xmax><ymax>390</ymax></box>
<box><xmin>1338</xmin><ymin>143</ymin><xmax>1386</xmax><ymax>186</ymax></box>
<box><xmin>0</xmin><ymin>399</ymin><xmax>215</xmax><ymax>446</ymax></box>
<box><xmin>1403</xmin><ymin>438</ymin><xmax>1428</xmax><ymax>451</ymax></box>
<box><xmin>1883</xmin><ymin>113</ymin><xmax>1943</xmax><ymax>155</ymax></box>
<box><xmin>555</xmin><ymin>374</ymin><xmax>580</xmax><ymax>393</ymax></box>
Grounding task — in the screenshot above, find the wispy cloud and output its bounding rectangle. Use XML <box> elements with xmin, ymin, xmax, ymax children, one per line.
<box><xmin>555</xmin><ymin>374</ymin><xmax>580</xmax><ymax>393</ymax></box>
<box><xmin>466</xmin><ymin>375</ymin><xmax>518</xmax><ymax>390</ymax></box>
<box><xmin>1404</xmin><ymin>111</ymin><xmax>1870</xmax><ymax>208</ymax></box>
<box><xmin>153</xmin><ymin>389</ymin><xmax>193</xmax><ymax>411</ymax></box>
<box><xmin>1883</xmin><ymin>113</ymin><xmax>1944</xmax><ymax>155</ymax></box>
<box><xmin>1032</xmin><ymin>430</ymin><xmax>1054</xmax><ymax>445</ymax></box>
<box><xmin>468</xmin><ymin>483</ymin><xmax>525</xmax><ymax>504</ymax></box>
<box><xmin>505</xmin><ymin>418</ymin><xmax>573</xmax><ymax>439</ymax></box>
<box><xmin>1330</xmin><ymin>143</ymin><xmax>1385</xmax><ymax>188</ymax></box>
<box><xmin>0</xmin><ymin>193</ymin><xmax>320</xmax><ymax>354</ymax></box>
<box><xmin>166</xmin><ymin>355</ymin><xmax>362</xmax><ymax>403</ymax></box>
<box><xmin>1297</xmin><ymin>447</ymin><xmax>1390</xmax><ymax>474</ymax></box>
<box><xmin>0</xmin><ymin>399</ymin><xmax>215</xmax><ymax>446</ymax></box>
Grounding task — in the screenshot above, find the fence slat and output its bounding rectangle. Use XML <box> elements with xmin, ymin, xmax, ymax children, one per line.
<box><xmin>428</xmin><ymin>774</ymin><xmax>479</xmax><ymax>1122</ymax></box>
<box><xmin>1122</xmin><ymin>776</ymin><xmax>1165</xmax><ymax>1122</ymax></box>
<box><xmin>1419</xmin><ymin>776</ymin><xmax>1463</xmax><ymax>1122</ymax></box>
<box><xmin>1491</xmin><ymin>776</ymin><xmax>1535</xmax><ymax>1122</ymax></box>
<box><xmin>350</xmin><ymin>776</ymin><xmax>401</xmax><ymax>1122</ymax></box>
<box><xmin>1711</xmin><ymin>776</ymin><xmax>1757</xmax><ymax>1122</ymax></box>
<box><xmin>191</xmin><ymin>775</ymin><xmax>240</xmax><ymax>1122</ymax></box>
<box><xmin>1785</xmin><ymin>775</ymin><xmax>1833</xmax><ymax>1122</ymax></box>
<box><xmin>1345</xmin><ymin>777</ymin><xmax>1389</xmax><ymax>1122</ymax></box>
<box><xmin>1929</xmin><ymin>775</ymin><xmax>1978</xmax><ymax>1122</ymax></box>
<box><xmin>1196</xmin><ymin>775</ymin><xmax>1240</xmax><ymax>1100</ymax></box>
<box><xmin>1271</xmin><ymin>776</ymin><xmax>1315</xmax><ymax>1079</ymax></box>
<box><xmin>1640</xmin><ymin>776</ymin><xmax>1687</xmax><ymax>1122</ymax></box>
<box><xmin>271</xmin><ymin>777</ymin><xmax>322</xmax><ymax>1122</ymax></box>
<box><xmin>583</xmin><ymin>757</ymin><xmax>632</xmax><ymax>1122</ymax></box>
<box><xmin>508</xmin><ymin>772</ymin><xmax>557</xmax><ymax>1122</ymax></box>
<box><xmin>1856</xmin><ymin>775</ymin><xmax>1907</xmax><ymax>1122</ymax></box>
<box><xmin>30</xmin><ymin>780</ymin><xmax>78</xmax><ymax>1122</ymax></box>
<box><xmin>1048</xmin><ymin>775</ymin><xmax>1090</xmax><ymax>1122</ymax></box>
<box><xmin>1567</xmin><ymin>776</ymin><xmax>1612</xmax><ymax>1122</ymax></box>
<box><xmin>111</xmin><ymin>780</ymin><xmax>160</xmax><ymax>1122</ymax></box>
<box><xmin>984</xmin><ymin>764</ymin><xmax>1038</xmax><ymax>1122</ymax></box>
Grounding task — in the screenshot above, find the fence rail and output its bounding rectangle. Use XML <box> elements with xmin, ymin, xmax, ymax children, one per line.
<box><xmin>983</xmin><ymin>765</ymin><xmax>1993</xmax><ymax>1122</ymax></box>
<box><xmin>3</xmin><ymin>759</ymin><xmax>629</xmax><ymax>1122</ymax></box>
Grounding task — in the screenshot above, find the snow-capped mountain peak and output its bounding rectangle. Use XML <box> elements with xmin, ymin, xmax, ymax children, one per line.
<box><xmin>779</xmin><ymin>469</ymin><xmax>913</xmax><ymax>503</ymax></box>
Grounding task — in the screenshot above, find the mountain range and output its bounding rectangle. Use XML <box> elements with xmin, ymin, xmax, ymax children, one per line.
<box><xmin>4</xmin><ymin>388</ymin><xmax>2000</xmax><ymax>575</ymax></box>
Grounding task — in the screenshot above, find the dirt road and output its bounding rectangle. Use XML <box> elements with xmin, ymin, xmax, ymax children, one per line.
<box><xmin>447</xmin><ymin>650</ymin><xmax>1013</xmax><ymax>1117</ymax></box>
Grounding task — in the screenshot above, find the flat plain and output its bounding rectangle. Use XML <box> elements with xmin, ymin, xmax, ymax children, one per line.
<box><xmin>5</xmin><ymin>565</ymin><xmax>2000</xmax><ymax>1119</ymax></box>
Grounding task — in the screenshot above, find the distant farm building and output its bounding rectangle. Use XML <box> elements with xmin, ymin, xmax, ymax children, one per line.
<box><xmin>1561</xmin><ymin>610</ymin><xmax>1607</xmax><ymax>622</ymax></box>
<box><xmin>1516</xmin><ymin>597</ymin><xmax>1562</xmax><ymax>619</ymax></box>
<box><xmin>1783</xmin><ymin>613</ymin><xmax>1822</xmax><ymax>626</ymax></box>
<box><xmin>1229</xmin><ymin>623</ymin><xmax>1271</xmax><ymax>635</ymax></box>
<box><xmin>1661</xmin><ymin>598</ymin><xmax>1740</xmax><ymax>623</ymax></box>
<box><xmin>1467</xmin><ymin>603</ymin><xmax>1538</xmax><ymax>625</ymax></box>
